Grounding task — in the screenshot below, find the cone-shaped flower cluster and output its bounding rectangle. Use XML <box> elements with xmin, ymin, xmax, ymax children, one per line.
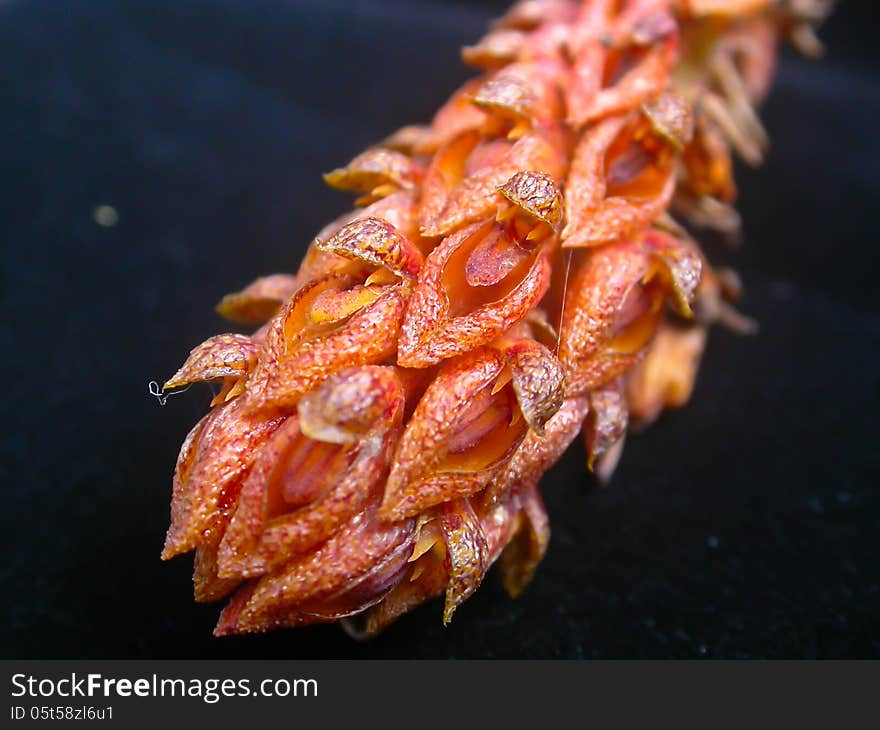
<box><xmin>161</xmin><ymin>0</ymin><xmax>827</xmax><ymax>637</ymax></box>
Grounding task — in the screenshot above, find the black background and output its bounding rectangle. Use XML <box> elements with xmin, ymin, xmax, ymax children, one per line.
<box><xmin>1</xmin><ymin>0</ymin><xmax>877</xmax><ymax>659</ymax></box>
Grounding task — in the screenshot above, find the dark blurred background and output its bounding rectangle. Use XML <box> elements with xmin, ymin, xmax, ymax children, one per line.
<box><xmin>1</xmin><ymin>0</ymin><xmax>877</xmax><ymax>658</ymax></box>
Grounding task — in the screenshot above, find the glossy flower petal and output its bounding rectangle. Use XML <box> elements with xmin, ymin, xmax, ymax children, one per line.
<box><xmin>438</xmin><ymin>498</ymin><xmax>490</xmax><ymax>623</ymax></box>
<box><xmin>217</xmin><ymin>367</ymin><xmax>404</xmax><ymax>578</ymax></box>
<box><xmin>245</xmin><ymin>275</ymin><xmax>407</xmax><ymax>412</ymax></box>
<box><xmin>399</xmin><ymin>221</ymin><xmax>554</xmax><ymax>367</ymax></box>
<box><xmin>381</xmin><ymin>346</ymin><xmax>532</xmax><ymax>520</ymax></box>
<box><xmin>625</xmin><ymin>321</ymin><xmax>707</xmax><ymax>426</ymax></box>
<box><xmin>558</xmin><ymin>230</ymin><xmax>699</xmax><ymax>394</ymax></box>
<box><xmin>324</xmin><ymin>148</ymin><xmax>423</xmax><ymax>205</ymax></box>
<box><xmin>164</xmin><ymin>334</ymin><xmax>259</xmax><ymax>391</ymax></box>
<box><xmin>216</xmin><ymin>276</ymin><xmax>299</xmax><ymax>327</ymax></box>
<box><xmin>498</xmin><ymin>482</ymin><xmax>550</xmax><ymax>597</ymax></box>
<box><xmin>582</xmin><ymin>378</ymin><xmax>628</xmax><ymax>479</ymax></box>
<box><xmin>420</xmin><ymin>126</ymin><xmax>568</xmax><ymax>238</ymax></box>
<box><xmin>162</xmin><ymin>397</ymin><xmax>285</xmax><ymax>559</ymax></box>
<box><xmin>316</xmin><ymin>217</ymin><xmax>423</xmax><ymax>281</ymax></box>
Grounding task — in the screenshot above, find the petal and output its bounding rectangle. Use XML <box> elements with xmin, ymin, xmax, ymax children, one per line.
<box><xmin>316</xmin><ymin>217</ymin><xmax>423</xmax><ymax>280</ymax></box>
<box><xmin>474</xmin><ymin>491</ymin><xmax>521</xmax><ymax>562</ymax></box>
<box><xmin>217</xmin><ymin>518</ymin><xmax>416</xmax><ymax>635</ymax></box>
<box><xmin>557</xmin><ymin>240</ymin><xmax>655</xmax><ymax>394</ymax></box>
<box><xmin>464</xmin><ymin>223</ymin><xmax>532</xmax><ymax>287</ymax></box>
<box><xmin>161</xmin><ymin>397</ymin><xmax>285</xmax><ymax>559</ymax></box>
<box><xmin>642</xmin><ymin>229</ymin><xmax>703</xmax><ymax>317</ymax></box>
<box><xmin>583</xmin><ymin>378</ymin><xmax>628</xmax><ymax>475</ymax></box>
<box><xmin>561</xmin><ymin>173</ymin><xmax>676</xmax><ymax>248</ymax></box>
<box><xmin>218</xmin><ymin>368</ymin><xmax>405</xmax><ymax>578</ymax></box>
<box><xmin>642</xmin><ymin>91</ymin><xmax>695</xmax><ymax>152</ymax></box>
<box><xmin>562</xmin><ymin>109</ymin><xmax>680</xmax><ymax>248</ymax></box>
<box><xmin>231</xmin><ymin>508</ymin><xmax>415</xmax><ymax>632</ymax></box>
<box><xmin>497</xmin><ymin>0</ymin><xmax>580</xmax><ymax>29</ymax></box>
<box><xmin>625</xmin><ymin>322</ymin><xmax>707</xmax><ymax>426</ymax></box>
<box><xmin>294</xmin><ymin>192</ymin><xmax>423</xmax><ymax>288</ymax></box>
<box><xmin>213</xmin><ymin>582</ymin><xmax>257</xmax><ymax>636</ymax></box>
<box><xmin>341</xmin><ymin>557</ymin><xmax>447</xmax><ymax>639</ymax></box>
<box><xmin>497</xmin><ymin>170</ymin><xmax>565</xmax><ymax>231</ymax></box>
<box><xmin>164</xmin><ymin>334</ymin><xmax>258</xmax><ymax>390</ymax></box>
<box><xmin>247</xmin><ymin>282</ymin><xmax>406</xmax><ymax>413</ymax></box>
<box><xmin>297</xmin><ymin>365</ymin><xmax>405</xmax><ymax>445</ymax></box>
<box><xmin>215</xmin><ymin>275</ymin><xmax>299</xmax><ymax>326</ymax></box>
<box><xmin>680</xmin><ymin>113</ymin><xmax>737</xmax><ymax>202</ymax></box>
<box><xmin>438</xmin><ymin>498</ymin><xmax>489</xmax><ymax>624</ymax></box>
<box><xmin>193</xmin><ymin>522</ymin><xmax>241</xmax><ymax>603</ymax></box>
<box><xmin>499</xmin><ymin>483</ymin><xmax>550</xmax><ymax>597</ymax></box>
<box><xmin>163</xmin><ymin>414</ymin><xmax>209</xmax><ymax>552</ymax></box>
<box><xmin>471</xmin><ymin>60</ymin><xmax>565</xmax><ymax>129</ymax></box>
<box><xmin>500</xmin><ymin>337</ymin><xmax>566</xmax><ymax>435</ymax></box>
<box><xmin>323</xmin><ymin>147</ymin><xmax>422</xmax><ymax>196</ymax></box>
<box><xmin>399</xmin><ymin>222</ymin><xmax>554</xmax><ymax>368</ymax></box>
<box><xmin>421</xmin><ymin>126</ymin><xmax>568</xmax><ymax>238</ymax></box>
<box><xmin>462</xmin><ymin>28</ymin><xmax>527</xmax><ymax>70</ymax></box>
<box><xmin>216</xmin><ymin>417</ymin><xmax>365</xmax><ymax>577</ymax></box>
<box><xmin>348</xmin><ymin>486</ymin><xmax>525</xmax><ymax>637</ymax></box>
<box><xmin>485</xmin><ymin>395</ymin><xmax>590</xmax><ymax>504</ymax></box>
<box><xmin>381</xmin><ymin>347</ymin><xmax>525</xmax><ymax>521</ymax></box>
<box><xmin>558</xmin><ymin>227</ymin><xmax>698</xmax><ymax>396</ymax></box>
<box><xmin>417</xmin><ymin>131</ymin><xmax>491</xmax><ymax>238</ymax></box>
<box><xmin>573</xmin><ymin>17</ymin><xmax>676</xmax><ymax>125</ymax></box>
<box><xmin>295</xmin><ymin>539</ymin><xmax>413</xmax><ymax>620</ymax></box>
<box><xmin>561</xmin><ymin>115</ymin><xmax>627</xmax><ymax>240</ymax></box>
<box><xmin>472</xmin><ymin>65</ymin><xmax>539</xmax><ymax>122</ymax></box>
<box><xmin>563</xmin><ymin>0</ymin><xmax>611</xmax><ymax>125</ymax></box>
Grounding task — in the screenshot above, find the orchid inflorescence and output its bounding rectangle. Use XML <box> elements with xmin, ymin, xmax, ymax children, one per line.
<box><xmin>159</xmin><ymin>0</ymin><xmax>828</xmax><ymax>637</ymax></box>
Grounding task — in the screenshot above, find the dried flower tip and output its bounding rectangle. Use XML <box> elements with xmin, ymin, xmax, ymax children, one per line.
<box><xmin>631</xmin><ymin>9</ymin><xmax>679</xmax><ymax>46</ymax></box>
<box><xmin>678</xmin><ymin>0</ymin><xmax>773</xmax><ymax>19</ymax></box>
<box><xmin>583</xmin><ymin>379</ymin><xmax>628</xmax><ymax>475</ymax></box>
<box><xmin>496</xmin><ymin>0</ymin><xmax>580</xmax><ymax>30</ymax></box>
<box><xmin>164</xmin><ymin>334</ymin><xmax>259</xmax><ymax>391</ymax></box>
<box><xmin>626</xmin><ymin>322</ymin><xmax>707</xmax><ymax>427</ymax></box>
<box><xmin>438</xmin><ymin>499</ymin><xmax>489</xmax><ymax>623</ymax></box>
<box><xmin>324</xmin><ymin>148</ymin><xmax>423</xmax><ymax>205</ymax></box>
<box><xmin>642</xmin><ymin>91</ymin><xmax>695</xmax><ymax>152</ymax></box>
<box><xmin>498</xmin><ymin>483</ymin><xmax>550</xmax><ymax>597</ymax></box>
<box><xmin>497</xmin><ymin>170</ymin><xmax>565</xmax><ymax>233</ymax></box>
<box><xmin>419</xmin><ymin>123</ymin><xmax>568</xmax><ymax>239</ymax></box>
<box><xmin>216</xmin><ymin>275</ymin><xmax>299</xmax><ymax>326</ymax></box>
<box><xmin>462</xmin><ymin>29</ymin><xmax>527</xmax><ymax>70</ymax></box>
<box><xmin>472</xmin><ymin>62</ymin><xmax>564</xmax><ymax>136</ymax></box>
<box><xmin>316</xmin><ymin>217</ymin><xmax>423</xmax><ymax>280</ymax></box>
<box><xmin>498</xmin><ymin>337</ymin><xmax>566</xmax><ymax>435</ymax></box>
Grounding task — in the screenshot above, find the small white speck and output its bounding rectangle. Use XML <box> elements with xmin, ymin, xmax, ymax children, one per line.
<box><xmin>93</xmin><ymin>205</ymin><xmax>119</xmax><ymax>227</ymax></box>
<box><xmin>707</xmin><ymin>535</ymin><xmax>720</xmax><ymax>549</ymax></box>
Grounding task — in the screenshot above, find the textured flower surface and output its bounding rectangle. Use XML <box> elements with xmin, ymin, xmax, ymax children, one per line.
<box><xmin>159</xmin><ymin>0</ymin><xmax>828</xmax><ymax>638</ymax></box>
